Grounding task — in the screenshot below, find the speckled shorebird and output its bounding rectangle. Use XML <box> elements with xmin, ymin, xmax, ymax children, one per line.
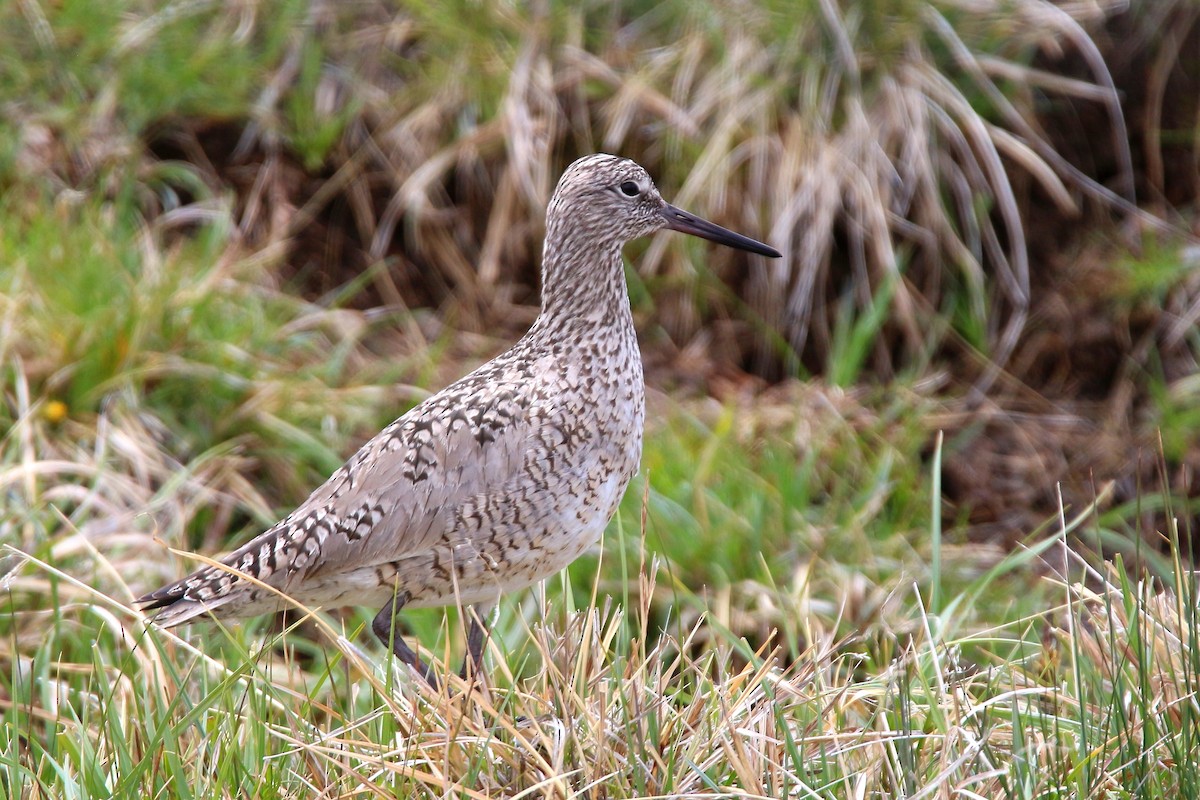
<box><xmin>137</xmin><ymin>154</ymin><xmax>781</xmax><ymax>687</ymax></box>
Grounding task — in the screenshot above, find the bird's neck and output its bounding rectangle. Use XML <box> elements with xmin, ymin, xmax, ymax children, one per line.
<box><xmin>534</xmin><ymin>226</ymin><xmax>633</xmax><ymax>332</ymax></box>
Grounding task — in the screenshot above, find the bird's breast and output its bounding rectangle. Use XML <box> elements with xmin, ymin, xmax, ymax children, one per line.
<box><xmin>551</xmin><ymin>326</ymin><xmax>643</xmax><ymax>462</ymax></box>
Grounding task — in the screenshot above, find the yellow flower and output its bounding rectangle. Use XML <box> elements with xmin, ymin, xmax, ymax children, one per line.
<box><xmin>43</xmin><ymin>400</ymin><xmax>68</xmax><ymax>424</ymax></box>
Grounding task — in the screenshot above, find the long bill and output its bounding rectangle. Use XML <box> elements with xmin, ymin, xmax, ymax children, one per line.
<box><xmin>661</xmin><ymin>203</ymin><xmax>782</xmax><ymax>258</ymax></box>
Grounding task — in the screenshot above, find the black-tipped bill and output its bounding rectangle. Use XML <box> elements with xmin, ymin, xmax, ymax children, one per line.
<box><xmin>661</xmin><ymin>203</ymin><xmax>782</xmax><ymax>258</ymax></box>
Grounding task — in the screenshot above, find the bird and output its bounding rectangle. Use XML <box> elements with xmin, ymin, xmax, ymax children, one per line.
<box><xmin>136</xmin><ymin>153</ymin><xmax>782</xmax><ymax>687</ymax></box>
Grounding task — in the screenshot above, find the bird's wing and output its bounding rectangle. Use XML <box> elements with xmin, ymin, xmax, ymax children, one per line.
<box><xmin>300</xmin><ymin>378</ymin><xmax>534</xmax><ymax>575</ymax></box>
<box><xmin>137</xmin><ymin>357</ymin><xmax>540</xmax><ymax>622</ymax></box>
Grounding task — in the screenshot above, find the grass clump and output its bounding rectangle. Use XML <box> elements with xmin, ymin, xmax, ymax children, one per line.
<box><xmin>0</xmin><ymin>0</ymin><xmax>324</xmax><ymax>154</ymax></box>
<box><xmin>6</xmin><ymin>0</ymin><xmax>1154</xmax><ymax>376</ymax></box>
<box><xmin>3</xmin><ymin>488</ymin><xmax>1198</xmax><ymax>797</ymax></box>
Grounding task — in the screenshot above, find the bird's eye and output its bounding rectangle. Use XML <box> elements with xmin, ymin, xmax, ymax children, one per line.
<box><xmin>619</xmin><ymin>181</ymin><xmax>640</xmax><ymax>197</ymax></box>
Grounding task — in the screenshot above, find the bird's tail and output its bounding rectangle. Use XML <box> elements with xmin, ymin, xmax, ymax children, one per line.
<box><xmin>135</xmin><ymin>568</ymin><xmax>242</xmax><ymax>627</ymax></box>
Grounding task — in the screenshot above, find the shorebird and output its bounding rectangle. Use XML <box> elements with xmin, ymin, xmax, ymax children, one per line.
<box><xmin>137</xmin><ymin>154</ymin><xmax>781</xmax><ymax>687</ymax></box>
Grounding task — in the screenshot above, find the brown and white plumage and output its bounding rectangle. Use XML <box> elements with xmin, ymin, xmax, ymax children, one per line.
<box><xmin>137</xmin><ymin>154</ymin><xmax>781</xmax><ymax>685</ymax></box>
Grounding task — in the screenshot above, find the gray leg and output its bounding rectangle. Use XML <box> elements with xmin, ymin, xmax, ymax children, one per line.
<box><xmin>458</xmin><ymin>602</ymin><xmax>494</xmax><ymax>681</ymax></box>
<box><xmin>372</xmin><ymin>592</ymin><xmax>438</xmax><ymax>689</ymax></box>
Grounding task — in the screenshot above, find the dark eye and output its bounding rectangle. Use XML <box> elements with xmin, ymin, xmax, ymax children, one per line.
<box><xmin>619</xmin><ymin>181</ymin><xmax>640</xmax><ymax>197</ymax></box>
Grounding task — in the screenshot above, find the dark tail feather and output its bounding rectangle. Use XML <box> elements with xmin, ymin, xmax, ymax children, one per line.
<box><xmin>136</xmin><ymin>583</ymin><xmax>188</xmax><ymax>612</ymax></box>
<box><xmin>135</xmin><ymin>571</ymin><xmax>238</xmax><ymax>627</ymax></box>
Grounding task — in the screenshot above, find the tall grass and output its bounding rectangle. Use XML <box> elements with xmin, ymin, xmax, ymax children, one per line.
<box><xmin>2</xmin><ymin>478</ymin><xmax>1197</xmax><ymax>797</ymax></box>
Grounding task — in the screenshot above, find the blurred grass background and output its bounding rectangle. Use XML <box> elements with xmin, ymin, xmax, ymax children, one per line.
<box><xmin>2</xmin><ymin>0</ymin><xmax>1199</xmax><ymax>796</ymax></box>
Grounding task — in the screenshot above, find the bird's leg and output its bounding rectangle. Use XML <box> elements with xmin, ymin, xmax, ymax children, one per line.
<box><xmin>372</xmin><ymin>592</ymin><xmax>438</xmax><ymax>690</ymax></box>
<box><xmin>458</xmin><ymin>602</ymin><xmax>494</xmax><ymax>682</ymax></box>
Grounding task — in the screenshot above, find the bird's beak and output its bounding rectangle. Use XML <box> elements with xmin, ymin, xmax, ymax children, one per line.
<box><xmin>661</xmin><ymin>203</ymin><xmax>781</xmax><ymax>258</ymax></box>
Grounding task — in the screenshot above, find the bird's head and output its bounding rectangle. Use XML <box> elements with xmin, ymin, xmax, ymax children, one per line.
<box><xmin>547</xmin><ymin>154</ymin><xmax>781</xmax><ymax>258</ymax></box>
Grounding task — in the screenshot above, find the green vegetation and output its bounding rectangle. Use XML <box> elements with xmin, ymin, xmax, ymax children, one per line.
<box><xmin>2</xmin><ymin>0</ymin><xmax>1198</xmax><ymax>796</ymax></box>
